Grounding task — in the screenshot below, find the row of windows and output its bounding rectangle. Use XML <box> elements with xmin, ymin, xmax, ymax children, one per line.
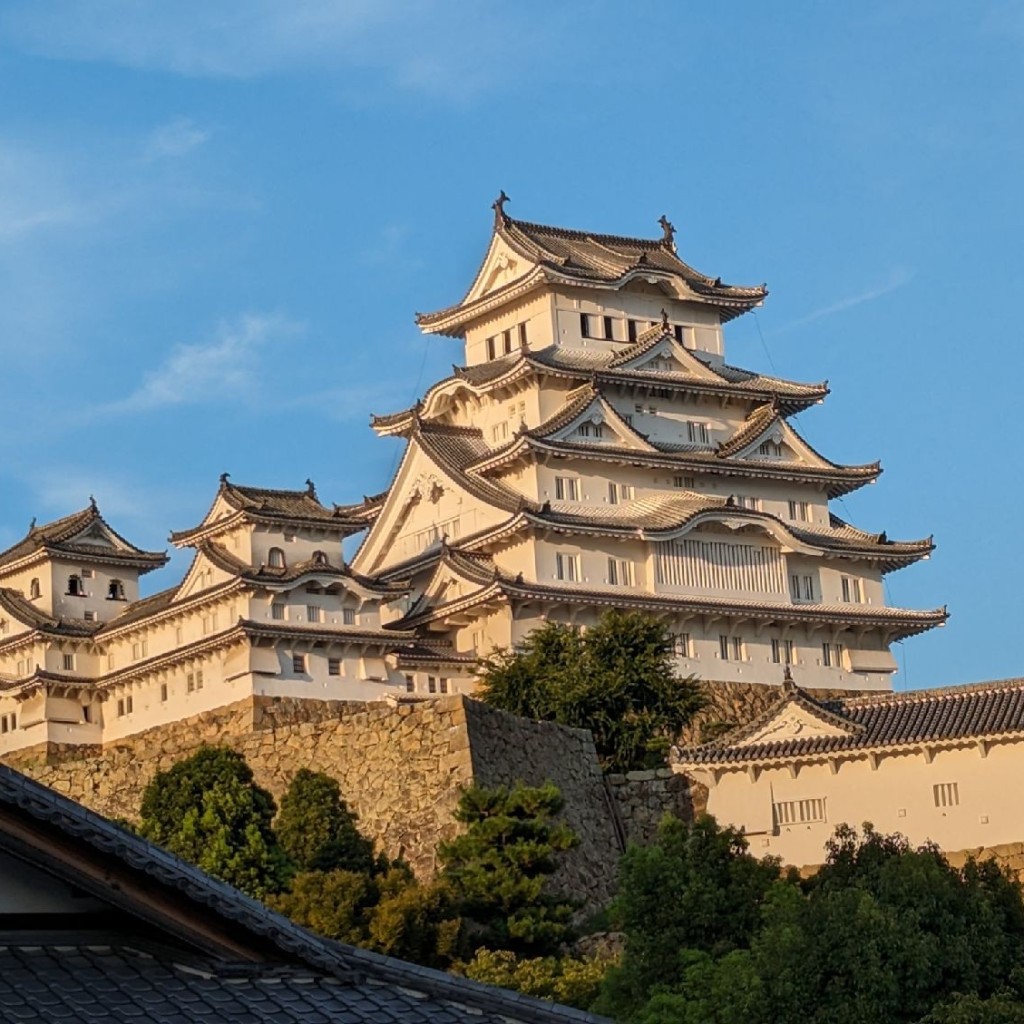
<box><xmin>65</xmin><ymin>575</ymin><xmax>127</xmax><ymax>600</ymax></box>
<box><xmin>772</xmin><ymin>784</ymin><xmax>963</xmax><ymax>831</ymax></box>
<box><xmin>267</xmin><ymin>548</ymin><xmax>330</xmax><ymax>570</ymax></box>
<box><xmin>0</xmin><ymin>712</ymin><xmax>17</xmax><ymax>734</ymax></box>
<box><xmin>671</xmin><ymin>632</ymin><xmax>850</xmax><ymax>670</ymax></box>
<box><xmin>403</xmin><ymin>675</ymin><xmax>450</xmax><ymax>694</ymax></box>
<box><xmin>580</xmin><ymin>314</ymin><xmax>696</xmax><ymax>346</ymax></box>
<box><xmin>485</xmin><ymin>321</ymin><xmax>529</xmax><ymax>361</ymax></box>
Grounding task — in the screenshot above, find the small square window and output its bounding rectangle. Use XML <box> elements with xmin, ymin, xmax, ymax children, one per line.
<box><xmin>292</xmin><ymin>653</ymin><xmax>306</xmax><ymax>674</ymax></box>
<box><xmin>328</xmin><ymin>658</ymin><xmax>341</xmax><ymax>676</ymax></box>
<box><xmin>62</xmin><ymin>654</ymin><xmax>75</xmax><ymax>671</ymax></box>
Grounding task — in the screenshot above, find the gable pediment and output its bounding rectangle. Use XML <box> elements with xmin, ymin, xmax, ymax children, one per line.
<box><xmin>734</xmin><ymin>699</ymin><xmax>858</xmax><ymax>748</ymax></box>
<box><xmin>612</xmin><ymin>336</ymin><xmax>720</xmax><ymax>382</ymax></box>
<box><xmin>463</xmin><ymin>234</ymin><xmax>538</xmax><ymax>305</ymax></box>
<box><xmin>726</xmin><ymin>415</ymin><xmax>832</xmax><ymax>469</ymax></box>
<box><xmin>549</xmin><ymin>396</ymin><xmax>654</xmax><ymax>451</ymax></box>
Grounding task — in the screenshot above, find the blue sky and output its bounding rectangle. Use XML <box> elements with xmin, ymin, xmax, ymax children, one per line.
<box><xmin>0</xmin><ymin>1</ymin><xmax>1021</xmax><ymax>689</ymax></box>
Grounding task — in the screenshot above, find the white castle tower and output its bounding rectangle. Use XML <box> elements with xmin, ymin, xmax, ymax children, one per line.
<box><xmin>354</xmin><ymin>195</ymin><xmax>944</xmax><ymax>694</ymax></box>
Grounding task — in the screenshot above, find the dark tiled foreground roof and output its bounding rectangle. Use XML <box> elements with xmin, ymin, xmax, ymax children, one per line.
<box><xmin>0</xmin><ymin>763</ymin><xmax>605</xmax><ymax>1023</ymax></box>
<box><xmin>674</xmin><ymin>678</ymin><xmax>1024</xmax><ymax>766</ymax></box>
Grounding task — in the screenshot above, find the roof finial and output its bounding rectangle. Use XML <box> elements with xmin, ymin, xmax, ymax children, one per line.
<box><xmin>305</xmin><ymin>478</ymin><xmax>316</xmax><ymax>497</ymax></box>
<box><xmin>219</xmin><ymin>472</ymin><xmax>230</xmax><ymax>486</ymax></box>
<box><xmin>28</xmin><ymin>517</ymin><xmax>36</xmax><ymax>532</ymax></box>
<box><xmin>660</xmin><ymin>307</ymin><xmax>670</xmax><ymax>330</ymax></box>
<box><xmin>89</xmin><ymin>495</ymin><xmax>98</xmax><ymax>512</ymax></box>
<box><xmin>658</xmin><ymin>214</ymin><xmax>676</xmax><ymax>249</ymax></box>
<box><xmin>492</xmin><ymin>189</ymin><xmax>510</xmax><ymax>224</ymax></box>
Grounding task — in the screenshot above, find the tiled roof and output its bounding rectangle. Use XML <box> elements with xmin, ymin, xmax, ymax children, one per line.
<box><xmin>674</xmin><ymin>678</ymin><xmax>1024</xmax><ymax>766</ymax></box>
<box><xmin>417</xmin><ymin>209</ymin><xmax>767</xmax><ymax>333</ymax></box>
<box><xmin>0</xmin><ymin>503</ymin><xmax>167</xmax><ymax>573</ymax></box>
<box><xmin>0</xmin><ymin>762</ymin><xmax>606</xmax><ymax>1023</ymax></box>
<box><xmin>170</xmin><ymin>477</ymin><xmax>373</xmax><ymax>545</ymax></box>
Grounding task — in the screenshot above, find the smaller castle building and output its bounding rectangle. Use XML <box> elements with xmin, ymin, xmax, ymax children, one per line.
<box><xmin>0</xmin><ymin>478</ymin><xmax>415</xmax><ymax>753</ymax></box>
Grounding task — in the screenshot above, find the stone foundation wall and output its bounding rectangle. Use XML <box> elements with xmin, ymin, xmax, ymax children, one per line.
<box><xmin>4</xmin><ymin>694</ymin><xmax>625</xmax><ymax>906</ymax></box>
<box><xmin>606</xmin><ymin>768</ymin><xmax>707</xmax><ymax>847</ymax></box>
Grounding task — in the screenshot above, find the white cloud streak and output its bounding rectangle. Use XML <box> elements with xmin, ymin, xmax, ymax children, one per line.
<box><xmin>144</xmin><ymin>117</ymin><xmax>211</xmax><ymax>159</ymax></box>
<box><xmin>105</xmin><ymin>313</ymin><xmax>303</xmax><ymax>413</ymax></box>
<box><xmin>768</xmin><ymin>268</ymin><xmax>915</xmax><ymax>337</ymax></box>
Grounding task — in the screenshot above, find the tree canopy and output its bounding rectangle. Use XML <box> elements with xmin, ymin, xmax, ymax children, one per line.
<box><xmin>137</xmin><ymin>745</ymin><xmax>291</xmax><ymax>899</ymax></box>
<box><xmin>438</xmin><ymin>781</ymin><xmax>579</xmax><ymax>959</ymax></box>
<box><xmin>476</xmin><ymin>610</ymin><xmax>704</xmax><ymax>771</ymax></box>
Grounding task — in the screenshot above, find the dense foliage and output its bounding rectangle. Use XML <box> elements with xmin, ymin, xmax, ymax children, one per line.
<box><xmin>597</xmin><ymin>816</ymin><xmax>1024</xmax><ymax>1024</ymax></box>
<box><xmin>274</xmin><ymin>767</ymin><xmax>380</xmax><ymax>874</ymax></box>
<box><xmin>476</xmin><ymin>610</ymin><xmax>705</xmax><ymax>771</ymax></box>
<box><xmin>438</xmin><ymin>780</ymin><xmax>580</xmax><ymax>958</ymax></box>
<box><xmin>462</xmin><ymin>948</ymin><xmax>612</xmax><ymax>1009</ymax></box>
<box><xmin>138</xmin><ymin>745</ymin><xmax>290</xmax><ymax>898</ymax></box>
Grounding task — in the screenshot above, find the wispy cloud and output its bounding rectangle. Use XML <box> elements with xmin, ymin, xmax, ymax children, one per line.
<box><xmin>144</xmin><ymin>117</ymin><xmax>211</xmax><ymax>159</ymax></box>
<box><xmin>104</xmin><ymin>313</ymin><xmax>303</xmax><ymax>413</ymax></box>
<box><xmin>768</xmin><ymin>268</ymin><xmax>915</xmax><ymax>337</ymax></box>
<box><xmin>0</xmin><ymin>0</ymin><xmax>562</xmax><ymax>101</ymax></box>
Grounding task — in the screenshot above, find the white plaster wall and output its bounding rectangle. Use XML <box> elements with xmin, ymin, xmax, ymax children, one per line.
<box><xmin>700</xmin><ymin>740</ymin><xmax>1024</xmax><ymax>867</ymax></box>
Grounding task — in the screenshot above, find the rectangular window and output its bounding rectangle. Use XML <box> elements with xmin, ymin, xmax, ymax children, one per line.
<box><xmin>486</xmin><ymin>336</ymin><xmax>496</xmax><ymax>360</ymax></box>
<box><xmin>771</xmin><ymin>638</ymin><xmax>795</xmax><ymax>665</ymax></box>
<box><xmin>175</xmin><ymin>625</ymin><xmax>183</xmax><ymax>644</ymax></box>
<box><xmin>821</xmin><ymin>642</ymin><xmax>844</xmax><ymax>668</ymax></box>
<box><xmin>306</xmin><ymin>605</ymin><xmax>321</xmax><ymax>623</ymax></box>
<box><xmin>196</xmin><ymin>669</ymin><xmax>204</xmax><ymax>690</ymax></box>
<box><xmin>603</xmin><ymin>315</ymin><xmax>614</xmax><ymax>341</ymax></box>
<box><xmin>292</xmin><ymin>654</ymin><xmax>306</xmax><ymax>674</ymax></box>
<box><xmin>62</xmin><ymin>654</ymin><xmax>75</xmax><ymax>671</ymax></box>
<box><xmin>84</xmin><ymin>610</ymin><xmax>96</xmax><ymax>622</ymax></box>
<box><xmin>555</xmin><ymin>553</ymin><xmax>580</xmax><ymax>582</ymax></box>
<box><xmin>491</xmin><ymin>422</ymin><xmax>509</xmax><ymax>443</ymax></box>
<box><xmin>201</xmin><ymin>616</ymin><xmax>210</xmax><ymax>635</ymax></box>
<box><xmin>439</xmin><ymin>678</ymin><xmax>449</xmax><ymax>694</ymax></box>
<box><xmin>627</xmin><ymin>319</ymin><xmax>638</xmax><ymax>342</ymax></box>
<box><xmin>673</xmin><ymin>323</ymin><xmax>684</xmax><ymax>343</ymax></box>
<box><xmin>554</xmin><ymin>477</ymin><xmax>580</xmax><ymax>501</ymax></box>
<box><xmin>428</xmin><ymin>676</ymin><xmax>437</xmax><ymax>694</ymax></box>
<box><xmin>686</xmin><ymin>422</ymin><xmax>710</xmax><ymax>445</ymax></box>
<box><xmin>502</xmin><ymin>328</ymin><xmax>513</xmax><ymax>354</ymax></box>
<box><xmin>841</xmin><ymin>576</ymin><xmax>863</xmax><ymax>603</ymax></box>
<box><xmin>81</xmin><ymin>568</ymin><xmax>94</xmax><ymax>579</ymax></box>
<box><xmin>117</xmin><ymin>698</ymin><xmax>125</xmax><ymax>717</ymax></box>
<box><xmin>405</xmin><ymin>675</ymin><xmax>415</xmax><ymax>693</ymax></box>
<box><xmin>107</xmin><ymin>653</ymin><xmax>115</xmax><ymax>671</ymax></box>
<box><xmin>788</xmin><ymin>500</ymin><xmax>810</xmax><ymax>522</ymax></box>
<box><xmin>160</xmin><ymin>683</ymin><xmax>168</xmax><ymax>702</ymax></box>
<box><xmin>719</xmin><ymin>635</ymin><xmax>744</xmax><ymax>661</ymax></box>
<box><xmin>271</xmin><ymin>604</ymin><xmax>285</xmax><ymax>621</ymax></box>
<box><xmin>1</xmin><ymin>717</ymin><xmax>7</xmax><ymax>734</ymax></box>
<box><xmin>580</xmin><ymin>313</ymin><xmax>592</xmax><ymax>339</ymax></box>
<box><xmin>342</xmin><ymin>608</ymin><xmax>356</xmax><ymax>626</ymax></box>
<box><xmin>933</xmin><ymin>782</ymin><xmax>959</xmax><ymax>808</ymax></box>
<box><xmin>608</xmin><ymin>482</ymin><xmax>635</xmax><ymax>504</ymax></box>
<box><xmin>758</xmin><ymin>440</ymin><xmax>783</xmax><ymax>457</ymax></box>
<box><xmin>607</xmin><ymin>557</ymin><xmax>634</xmax><ymax>586</ymax></box>
<box><xmin>518</xmin><ymin>322</ymin><xmax>528</xmax><ymax>348</ymax></box>
<box><xmin>774</xmin><ymin>798</ymin><xmax>827</xmax><ymax>827</ymax></box>
<box><xmin>672</xmin><ymin>475</ymin><xmax>695</xmax><ymax>489</ymax></box>
<box><xmin>186</xmin><ymin>672</ymin><xmax>195</xmax><ymax>693</ymax></box>
<box><xmin>328</xmin><ymin>658</ymin><xmax>341</xmax><ymax>676</ymax></box>
<box><xmin>673</xmin><ymin>633</ymin><xmax>691</xmax><ymax>658</ymax></box>
<box><xmin>734</xmin><ymin>496</ymin><xmax>761</xmax><ymax>511</ymax></box>
<box><xmin>802</xmin><ymin>576</ymin><xmax>814</xmax><ymax>601</ymax></box>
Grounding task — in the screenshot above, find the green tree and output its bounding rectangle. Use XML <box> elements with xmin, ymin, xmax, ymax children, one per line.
<box><xmin>438</xmin><ymin>781</ymin><xmax>579</xmax><ymax>958</ymax></box>
<box><xmin>275</xmin><ymin>768</ymin><xmax>379</xmax><ymax>874</ymax></box>
<box><xmin>477</xmin><ymin>611</ymin><xmax>704</xmax><ymax>771</ymax></box>
<box><xmin>461</xmin><ymin>948</ymin><xmax>613</xmax><ymax>1011</ymax></box>
<box><xmin>366</xmin><ymin>867</ymin><xmax>461</xmax><ymax>967</ymax></box>
<box><xmin>138</xmin><ymin>745</ymin><xmax>290</xmax><ymax>898</ymax></box>
<box><xmin>268</xmin><ymin>869</ymin><xmax>378</xmax><ymax>945</ymax></box>
<box><xmin>597</xmin><ymin>814</ymin><xmax>780</xmax><ymax>1020</ymax></box>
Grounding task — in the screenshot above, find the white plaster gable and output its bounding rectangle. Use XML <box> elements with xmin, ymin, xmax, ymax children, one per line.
<box><xmin>549</xmin><ymin>396</ymin><xmax>655</xmax><ymax>451</ymax></box>
<box><xmin>174</xmin><ymin>550</ymin><xmax>232</xmax><ymax>602</ymax></box>
<box><xmin>730</xmin><ymin>416</ymin><xmax>832</xmax><ymax>468</ymax></box>
<box><xmin>612</xmin><ymin>336</ymin><xmax>720</xmax><ymax>381</ymax></box>
<box><xmin>63</xmin><ymin>520</ymin><xmax>132</xmax><ymax>553</ymax></box>
<box><xmin>463</xmin><ymin>234</ymin><xmax>537</xmax><ymax>305</ymax></box>
<box><xmin>734</xmin><ymin>700</ymin><xmax>856</xmax><ymax>748</ymax></box>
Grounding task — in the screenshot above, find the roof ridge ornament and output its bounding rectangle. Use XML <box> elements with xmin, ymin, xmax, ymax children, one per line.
<box><xmin>305</xmin><ymin>478</ymin><xmax>316</xmax><ymax>498</ymax></box>
<box><xmin>219</xmin><ymin>472</ymin><xmax>230</xmax><ymax>486</ymax></box>
<box><xmin>492</xmin><ymin>190</ymin><xmax>511</xmax><ymax>225</ymax></box>
<box><xmin>658</xmin><ymin>214</ymin><xmax>676</xmax><ymax>251</ymax></box>
<box><xmin>782</xmin><ymin>665</ymin><xmax>797</xmax><ymax>694</ymax></box>
<box><xmin>660</xmin><ymin>308</ymin><xmax>670</xmax><ymax>330</ymax></box>
<box><xmin>89</xmin><ymin>495</ymin><xmax>98</xmax><ymax>513</ymax></box>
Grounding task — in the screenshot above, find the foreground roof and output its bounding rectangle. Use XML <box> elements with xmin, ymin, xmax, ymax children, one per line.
<box><xmin>417</xmin><ymin>198</ymin><xmax>767</xmax><ymax>335</ymax></box>
<box><xmin>0</xmin><ymin>501</ymin><xmax>168</xmax><ymax>575</ymax></box>
<box><xmin>0</xmin><ymin>761</ymin><xmax>606</xmax><ymax>1023</ymax></box>
<box><xmin>673</xmin><ymin>677</ymin><xmax>1024</xmax><ymax>767</ymax></box>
